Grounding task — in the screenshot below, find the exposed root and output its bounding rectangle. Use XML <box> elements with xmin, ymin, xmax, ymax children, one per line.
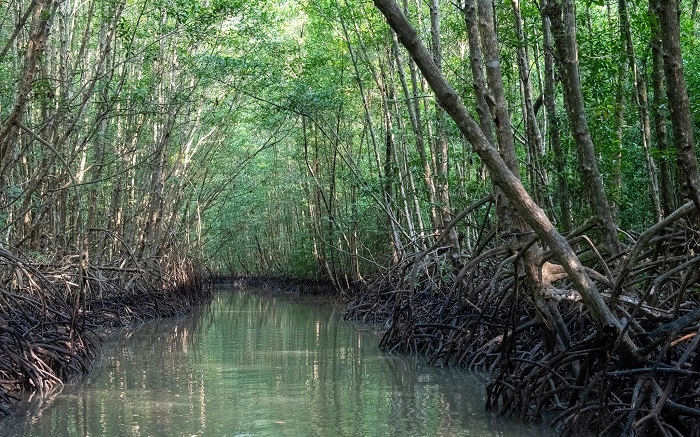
<box><xmin>344</xmin><ymin>202</ymin><xmax>700</xmax><ymax>436</ymax></box>
<box><xmin>0</xmin><ymin>248</ymin><xmax>210</xmax><ymax>415</ymax></box>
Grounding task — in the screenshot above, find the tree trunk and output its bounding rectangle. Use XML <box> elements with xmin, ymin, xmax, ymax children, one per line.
<box><xmin>0</xmin><ymin>0</ymin><xmax>54</xmax><ymax>194</ymax></box>
<box><xmin>475</xmin><ymin>0</ymin><xmax>526</xmax><ymax>243</ymax></box>
<box><xmin>428</xmin><ymin>0</ymin><xmax>459</xmax><ymax>254</ymax></box>
<box><xmin>338</xmin><ymin>14</ymin><xmax>404</xmax><ymax>260</ymax></box>
<box><xmin>478</xmin><ymin>0</ymin><xmax>517</xmax><ymax>176</ymax></box>
<box><xmin>652</xmin><ymin>0</ymin><xmax>700</xmax><ymax>212</ymax></box>
<box><xmin>649</xmin><ymin>0</ymin><xmax>675</xmax><ymax>217</ymax></box>
<box><xmin>460</xmin><ymin>0</ymin><xmax>494</xmax><ymax>147</ymax></box>
<box><xmin>372</xmin><ymin>0</ymin><xmax>640</xmax><ymax>360</ymax></box>
<box><xmin>392</xmin><ymin>32</ymin><xmax>427</xmax><ymax>247</ymax></box>
<box><xmin>540</xmin><ymin>0</ymin><xmax>572</xmax><ymax>232</ymax></box>
<box><xmin>612</xmin><ymin>25</ymin><xmax>627</xmax><ymax>223</ymax></box>
<box><xmin>619</xmin><ymin>0</ymin><xmax>662</xmax><ymax>222</ymax></box>
<box><xmin>512</xmin><ymin>0</ymin><xmax>547</xmax><ymax>207</ymax></box>
<box><xmin>545</xmin><ymin>0</ymin><xmax>623</xmax><ymax>256</ymax></box>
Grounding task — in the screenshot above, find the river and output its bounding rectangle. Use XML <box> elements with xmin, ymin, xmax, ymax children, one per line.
<box><xmin>2</xmin><ymin>289</ymin><xmax>554</xmax><ymax>436</ymax></box>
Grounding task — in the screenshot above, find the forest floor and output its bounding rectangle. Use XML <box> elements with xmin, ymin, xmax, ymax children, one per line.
<box><xmin>345</xmin><ymin>201</ymin><xmax>700</xmax><ymax>437</ymax></box>
<box><xmin>0</xmin><ymin>249</ymin><xmax>211</xmax><ymax>416</ymax></box>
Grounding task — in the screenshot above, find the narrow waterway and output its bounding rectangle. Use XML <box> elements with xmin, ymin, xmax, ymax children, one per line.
<box><xmin>2</xmin><ymin>289</ymin><xmax>554</xmax><ymax>436</ymax></box>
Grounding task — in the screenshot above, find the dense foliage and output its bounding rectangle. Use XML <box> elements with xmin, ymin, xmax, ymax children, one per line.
<box><xmin>2</xmin><ymin>0</ymin><xmax>694</xmax><ymax>281</ymax></box>
<box><xmin>1</xmin><ymin>0</ymin><xmax>697</xmax><ymax>279</ymax></box>
<box><xmin>2</xmin><ymin>0</ymin><xmax>700</xmax><ymax>433</ymax></box>
<box><xmin>197</xmin><ymin>0</ymin><xmax>698</xmax><ymax>284</ymax></box>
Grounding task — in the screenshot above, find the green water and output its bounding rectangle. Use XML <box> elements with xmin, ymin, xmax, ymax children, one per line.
<box><xmin>2</xmin><ymin>290</ymin><xmax>553</xmax><ymax>436</ymax></box>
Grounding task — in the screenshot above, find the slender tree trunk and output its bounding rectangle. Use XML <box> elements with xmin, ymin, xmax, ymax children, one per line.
<box><xmin>338</xmin><ymin>13</ymin><xmax>404</xmax><ymax>260</ymax></box>
<box><xmin>401</xmin><ymin>1</ymin><xmax>441</xmax><ymax>237</ymax></box>
<box><xmin>612</xmin><ymin>32</ymin><xmax>627</xmax><ymax>222</ymax></box>
<box><xmin>0</xmin><ymin>0</ymin><xmax>54</xmax><ymax>194</ymax></box>
<box><xmin>0</xmin><ymin>0</ymin><xmax>40</xmax><ymax>63</ymax></box>
<box><xmin>429</xmin><ymin>0</ymin><xmax>459</xmax><ymax>254</ymax></box>
<box><xmin>649</xmin><ymin>1</ymin><xmax>675</xmax><ymax>217</ymax></box>
<box><xmin>540</xmin><ymin>0</ymin><xmax>572</xmax><ymax>232</ymax></box>
<box><xmin>545</xmin><ymin>0</ymin><xmax>623</xmax><ymax>256</ymax></box>
<box><xmin>461</xmin><ymin>0</ymin><xmax>493</xmax><ymax>185</ymax></box>
<box><xmin>512</xmin><ymin>0</ymin><xmax>547</xmax><ymax>206</ymax></box>
<box><xmin>652</xmin><ymin>0</ymin><xmax>700</xmax><ymax>212</ymax></box>
<box><xmin>385</xmin><ymin>57</ymin><xmax>419</xmax><ymax>251</ymax></box>
<box><xmin>392</xmin><ymin>33</ymin><xmax>427</xmax><ymax>247</ymax></box>
<box><xmin>620</xmin><ymin>0</ymin><xmax>662</xmax><ymax>222</ymax></box>
<box><xmin>87</xmin><ymin>0</ymin><xmax>124</xmax><ymax>262</ymax></box>
<box><xmin>478</xmin><ymin>0</ymin><xmax>517</xmax><ymax>176</ymax></box>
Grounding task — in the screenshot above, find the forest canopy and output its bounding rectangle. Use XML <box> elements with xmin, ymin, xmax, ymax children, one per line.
<box><xmin>2</xmin><ymin>0</ymin><xmax>695</xmax><ymax>281</ymax></box>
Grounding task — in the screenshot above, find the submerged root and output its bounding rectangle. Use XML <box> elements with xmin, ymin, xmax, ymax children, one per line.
<box><xmin>344</xmin><ymin>204</ymin><xmax>700</xmax><ymax>436</ymax></box>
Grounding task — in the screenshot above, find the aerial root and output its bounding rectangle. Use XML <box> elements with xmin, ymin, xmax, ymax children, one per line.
<box><xmin>345</xmin><ymin>204</ymin><xmax>700</xmax><ymax>436</ymax></box>
<box><xmin>0</xmin><ymin>248</ymin><xmax>210</xmax><ymax>415</ymax></box>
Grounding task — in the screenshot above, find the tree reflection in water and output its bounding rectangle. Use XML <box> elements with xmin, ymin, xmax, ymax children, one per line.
<box><xmin>3</xmin><ymin>290</ymin><xmax>553</xmax><ymax>436</ymax></box>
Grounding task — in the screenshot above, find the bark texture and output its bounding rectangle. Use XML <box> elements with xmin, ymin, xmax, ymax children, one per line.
<box><xmin>544</xmin><ymin>0</ymin><xmax>622</xmax><ymax>256</ymax></box>
<box><xmin>653</xmin><ymin>0</ymin><xmax>700</xmax><ymax>212</ymax></box>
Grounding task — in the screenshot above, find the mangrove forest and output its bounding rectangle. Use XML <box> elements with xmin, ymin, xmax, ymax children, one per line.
<box><xmin>1</xmin><ymin>0</ymin><xmax>700</xmax><ymax>435</ymax></box>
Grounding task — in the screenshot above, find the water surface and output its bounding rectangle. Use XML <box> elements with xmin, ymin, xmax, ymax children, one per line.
<box><xmin>2</xmin><ymin>290</ymin><xmax>553</xmax><ymax>436</ymax></box>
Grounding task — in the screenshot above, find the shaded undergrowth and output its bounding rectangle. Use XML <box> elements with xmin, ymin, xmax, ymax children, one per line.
<box><xmin>212</xmin><ymin>275</ymin><xmax>338</xmax><ymax>297</ymax></box>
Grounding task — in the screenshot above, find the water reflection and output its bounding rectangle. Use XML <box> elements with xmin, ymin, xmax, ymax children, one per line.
<box><xmin>2</xmin><ymin>291</ymin><xmax>553</xmax><ymax>436</ymax></box>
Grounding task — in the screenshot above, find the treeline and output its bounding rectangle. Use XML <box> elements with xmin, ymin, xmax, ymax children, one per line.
<box><xmin>0</xmin><ymin>0</ymin><xmax>252</xmax><ymax>267</ymax></box>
